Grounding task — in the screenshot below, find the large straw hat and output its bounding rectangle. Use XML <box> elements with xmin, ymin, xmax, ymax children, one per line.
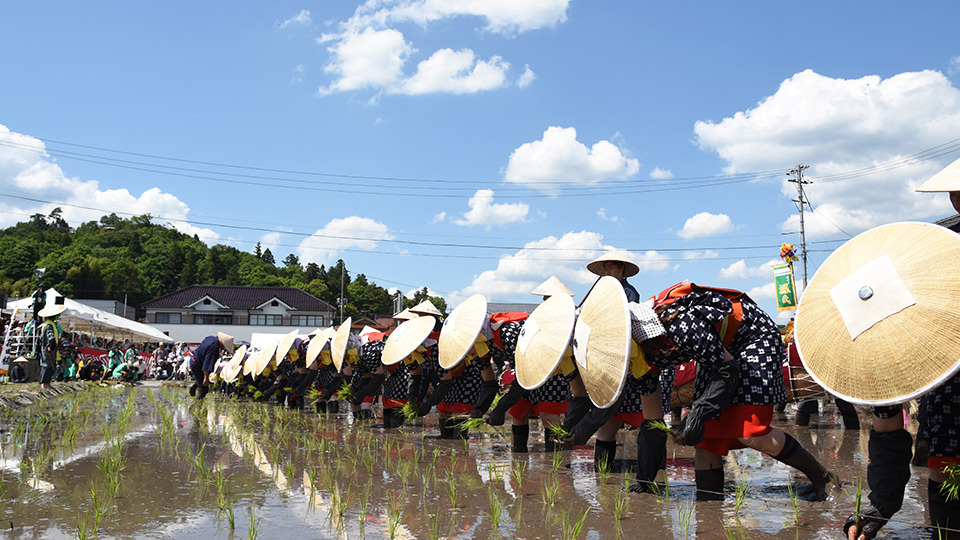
<box><xmin>587</xmin><ymin>250</ymin><xmax>639</xmax><ymax>278</ymax></box>
<box><xmin>438</xmin><ymin>294</ymin><xmax>487</xmax><ymax>370</ymax></box>
<box><xmin>331</xmin><ymin>317</ymin><xmax>353</xmax><ymax>372</ymax></box>
<box><xmin>220</xmin><ymin>345</ymin><xmax>247</xmax><ymax>383</ymax></box>
<box><xmin>573</xmin><ymin>275</ymin><xmax>632</xmax><ymax>408</ymax></box>
<box><xmin>409</xmin><ymin>300</ymin><xmax>442</xmax><ymax>317</ymax></box>
<box><xmin>274</xmin><ymin>330</ymin><xmax>299</xmax><ymax>364</ymax></box>
<box><xmin>393</xmin><ymin>308</ymin><xmax>417</xmax><ymax>322</ymax></box>
<box><xmin>515</xmin><ymin>293</ymin><xmax>576</xmax><ymax>390</ymax></box>
<box><xmin>916</xmin><ymin>156</ymin><xmax>960</xmax><ymax>192</ymax></box>
<box><xmin>305</xmin><ymin>327</ymin><xmax>334</xmax><ymax>370</ymax></box>
<box><xmin>13</xmin><ymin>356</ymin><xmax>28</xmax><ymax>364</ymax></box>
<box><xmin>530</xmin><ymin>275</ymin><xmax>574</xmax><ymax>298</ymax></box>
<box><xmin>217</xmin><ymin>332</ymin><xmax>235</xmax><ymax>352</ymax></box>
<box><xmin>382</xmin><ymin>316</ymin><xmax>436</xmax><ymax>366</ymax></box>
<box><xmin>38</xmin><ymin>304</ymin><xmax>66</xmax><ymax>318</ymax></box>
<box><xmin>250</xmin><ymin>343</ymin><xmax>278</xmax><ymax>378</ymax></box>
<box><xmin>795</xmin><ymin>221</ymin><xmax>960</xmax><ymax>405</ymax></box>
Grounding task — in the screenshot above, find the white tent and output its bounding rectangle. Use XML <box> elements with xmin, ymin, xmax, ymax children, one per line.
<box><xmin>5</xmin><ymin>288</ymin><xmax>173</xmax><ymax>344</ymax></box>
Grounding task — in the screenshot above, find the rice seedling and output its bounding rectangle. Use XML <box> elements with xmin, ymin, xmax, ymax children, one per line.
<box><xmin>785</xmin><ymin>475</ymin><xmax>800</xmax><ymax>526</ymax></box>
<box><xmin>488</xmin><ymin>490</ymin><xmax>504</xmax><ymax>530</ymax></box>
<box><xmin>541</xmin><ymin>472</ymin><xmax>560</xmax><ymax>506</ymax></box>
<box><xmin>387</xmin><ymin>497</ymin><xmax>404</xmax><ymax>539</ymax></box>
<box><xmin>560</xmin><ymin>508</ymin><xmax>589</xmax><ymax>540</ymax></box>
<box><xmin>459</xmin><ymin>417</ymin><xmax>486</xmax><ymax>433</ymax></box>
<box><xmin>360</xmin><ymin>445</ymin><xmax>375</xmax><ymax>475</ymax></box>
<box><xmin>358</xmin><ymin>484</ymin><xmax>372</xmax><ymax>526</ymax></box>
<box><xmin>721</xmin><ymin>518</ymin><xmax>742</xmax><ymax>540</ymax></box>
<box><xmin>646</xmin><ymin>419</ymin><xmax>675</xmax><ymax>435</ymax></box>
<box><xmin>552</xmin><ymin>448</ymin><xmax>565</xmax><ymax>474</ymax></box>
<box><xmin>428</xmin><ymin>511</ymin><xmax>443</xmax><ymax>540</ymax></box>
<box><xmin>548</xmin><ymin>423</ymin><xmax>569</xmax><ymax>441</ymax></box>
<box><xmin>432</xmin><ymin>447</ymin><xmax>441</xmax><ymax>466</ymax></box>
<box><xmin>76</xmin><ymin>507</ymin><xmax>91</xmax><ymax>540</ymax></box>
<box><xmin>854</xmin><ymin>475</ymin><xmax>863</xmax><ymax>525</ymax></box>
<box><xmin>248</xmin><ymin>505</ymin><xmax>259</xmax><ymax>540</ymax></box>
<box><xmin>677</xmin><ymin>501</ymin><xmax>695</xmax><ymax>538</ymax></box>
<box><xmin>335</xmin><ymin>381</ymin><xmax>354</xmax><ymax>402</ymax></box>
<box><xmin>402</xmin><ymin>401</ymin><xmax>419</xmax><ymax>421</ymax></box>
<box><xmin>733</xmin><ymin>473</ymin><xmax>751</xmax><ymax>516</ymax></box>
<box><xmin>224</xmin><ymin>502</ymin><xmax>235</xmax><ymax>530</ymax></box>
<box><xmin>614</xmin><ymin>489</ymin><xmax>628</xmax><ymax>520</ymax></box>
<box><xmin>940</xmin><ymin>463</ymin><xmax>960</xmax><ymax>501</ymax></box>
<box><xmin>512</xmin><ymin>460</ymin><xmax>527</xmax><ymax>492</ymax></box>
<box><xmin>445</xmin><ymin>472</ymin><xmax>458</xmax><ymax>508</ymax></box>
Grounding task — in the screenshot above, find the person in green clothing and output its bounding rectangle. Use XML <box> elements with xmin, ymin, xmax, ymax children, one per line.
<box><xmin>100</xmin><ymin>348</ymin><xmax>122</xmax><ymax>382</ymax></box>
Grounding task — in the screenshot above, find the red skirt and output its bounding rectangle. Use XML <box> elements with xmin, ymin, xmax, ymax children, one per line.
<box><xmin>929</xmin><ymin>456</ymin><xmax>960</xmax><ymax>469</ymax></box>
<box><xmin>612</xmin><ymin>411</ymin><xmax>645</xmax><ymax>429</ymax></box>
<box><xmin>383</xmin><ymin>398</ymin><xmax>406</xmax><ymax>409</ymax></box>
<box><xmin>437</xmin><ymin>402</ymin><xmax>473</xmax><ymax>415</ymax></box>
<box><xmin>697</xmin><ymin>404</ymin><xmax>773</xmax><ymax>456</ymax></box>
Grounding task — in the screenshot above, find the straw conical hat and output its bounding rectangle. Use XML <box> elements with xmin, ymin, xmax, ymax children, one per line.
<box><xmin>242</xmin><ymin>347</ymin><xmax>259</xmax><ymax>377</ymax></box>
<box><xmin>573</xmin><ymin>276</ymin><xmax>632</xmax><ymax>408</ymax></box>
<box><xmin>382</xmin><ymin>316</ymin><xmax>436</xmax><ymax>366</ymax></box>
<box><xmin>251</xmin><ymin>343</ymin><xmax>278</xmax><ymax>378</ymax></box>
<box><xmin>217</xmin><ymin>332</ymin><xmax>234</xmax><ymax>352</ymax></box>
<box><xmin>274</xmin><ymin>330</ymin><xmax>299</xmax><ymax>364</ymax></box>
<box><xmin>331</xmin><ymin>317</ymin><xmax>353</xmax><ymax>372</ymax></box>
<box><xmin>531</xmin><ymin>275</ymin><xmax>574</xmax><ymax>298</ymax></box>
<box><xmin>393</xmin><ymin>308</ymin><xmax>417</xmax><ymax>321</ymax></box>
<box><xmin>220</xmin><ymin>345</ymin><xmax>247</xmax><ymax>383</ymax></box>
<box><xmin>307</xmin><ymin>327</ymin><xmax>326</xmax><ymax>336</ymax></box>
<box><xmin>438</xmin><ymin>294</ymin><xmax>487</xmax><ymax>370</ymax></box>
<box><xmin>409</xmin><ymin>300</ymin><xmax>442</xmax><ymax>317</ymax></box>
<box><xmin>795</xmin><ymin>221</ymin><xmax>960</xmax><ymax>405</ymax></box>
<box><xmin>305</xmin><ymin>327</ymin><xmax>334</xmax><ymax>370</ymax></box>
<box><xmin>516</xmin><ymin>293</ymin><xmax>576</xmax><ymax>390</ymax></box>
<box><xmin>587</xmin><ymin>250</ymin><xmax>639</xmax><ymax>278</ymax></box>
<box><xmin>38</xmin><ymin>304</ymin><xmax>66</xmax><ymax>318</ymax></box>
<box><xmin>916</xmin><ymin>156</ymin><xmax>960</xmax><ymax>192</ymax></box>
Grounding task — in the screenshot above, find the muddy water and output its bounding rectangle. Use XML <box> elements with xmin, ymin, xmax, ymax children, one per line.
<box><xmin>0</xmin><ymin>386</ymin><xmax>934</xmax><ymax>539</ymax></box>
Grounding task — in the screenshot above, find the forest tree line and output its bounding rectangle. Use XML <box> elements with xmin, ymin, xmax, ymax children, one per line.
<box><xmin>0</xmin><ymin>209</ymin><xmax>446</xmax><ymax>319</ymax></box>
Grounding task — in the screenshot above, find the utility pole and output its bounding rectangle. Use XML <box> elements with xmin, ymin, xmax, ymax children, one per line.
<box><xmin>787</xmin><ymin>164</ymin><xmax>812</xmax><ymax>288</ymax></box>
<box><xmin>339</xmin><ymin>265</ymin><xmax>345</xmax><ymax>324</ymax></box>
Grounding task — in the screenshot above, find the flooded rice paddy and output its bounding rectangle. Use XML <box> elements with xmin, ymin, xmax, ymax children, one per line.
<box><xmin>0</xmin><ymin>384</ymin><xmax>933</xmax><ymax>539</ymax></box>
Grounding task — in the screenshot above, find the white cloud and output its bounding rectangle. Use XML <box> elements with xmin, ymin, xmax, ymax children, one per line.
<box><xmin>694</xmin><ymin>69</ymin><xmax>960</xmax><ymax>238</ymax></box>
<box><xmin>399</xmin><ymin>49</ymin><xmax>509</xmax><ymax>95</ymax></box>
<box><xmin>950</xmin><ymin>55</ymin><xmax>960</xmax><ymax>76</ymax></box>
<box><xmin>634</xmin><ymin>250</ymin><xmax>671</xmax><ymax>272</ymax></box>
<box><xmin>597</xmin><ymin>208</ymin><xmax>620</xmax><ymax>223</ymax></box>
<box><xmin>517</xmin><ymin>65</ymin><xmax>536</xmax><ymax>88</ymax></box>
<box><xmin>452</xmin><ymin>189</ymin><xmax>529</xmax><ymax>229</ymax></box>
<box><xmin>297</xmin><ymin>215</ymin><xmax>393</xmax><ymax>264</ymax></box>
<box><xmin>503</xmin><ymin>126</ymin><xmax>640</xmax><ymax>192</ymax></box>
<box><xmin>280</xmin><ymin>9</ymin><xmax>312</xmax><ymax>29</ymax></box>
<box><xmin>650</xmin><ymin>167</ymin><xmax>673</xmax><ymax>180</ymax></box>
<box><xmin>290</xmin><ymin>65</ymin><xmax>304</xmax><ymax>86</ymax></box>
<box><xmin>719</xmin><ymin>259</ymin><xmax>781</xmax><ymax>280</ymax></box>
<box><xmin>432</xmin><ymin>211</ymin><xmax>446</xmax><ymax>223</ymax></box>
<box><xmin>342</xmin><ymin>0</ymin><xmax>571</xmax><ymax>36</ymax></box>
<box><xmin>747</xmin><ymin>283</ymin><xmax>776</xmax><ymax>301</ymax></box>
<box><xmin>405</xmin><ymin>286</ymin><xmax>440</xmax><ymax>299</ymax></box>
<box><xmin>319</xmin><ymin>27</ymin><xmax>413</xmax><ymax>95</ymax></box>
<box><xmin>678</xmin><ymin>212</ymin><xmax>735</xmax><ymax>239</ymax></box>
<box><xmin>683</xmin><ymin>250</ymin><xmax>719</xmax><ymax>261</ymax></box>
<box><xmin>0</xmin><ymin>124</ymin><xmax>219</xmax><ymax>244</ymax></box>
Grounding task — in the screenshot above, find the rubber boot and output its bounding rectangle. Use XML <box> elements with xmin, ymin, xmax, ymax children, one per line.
<box><xmin>382</xmin><ymin>407</ymin><xmax>403</xmax><ymax>429</ymax></box>
<box><xmin>544</xmin><ymin>433</ymin><xmax>557</xmax><ymax>453</ymax></box>
<box><xmin>929</xmin><ymin>480</ymin><xmax>959</xmax><ymax>540</ymax></box>
<box><xmin>695</xmin><ymin>468</ymin><xmax>724</xmax><ymax>501</ymax></box>
<box><xmin>196</xmin><ymin>385</ymin><xmax>208</xmax><ymax>400</ymax></box>
<box><xmin>512</xmin><ymin>424</ymin><xmax>529</xmax><ymax>453</ymax></box>
<box><xmin>287</xmin><ymin>395</ymin><xmax>304</xmax><ymax>410</ymax></box>
<box><xmin>326</xmin><ymin>401</ymin><xmax>339</xmax><ymax>414</ymax></box>
<box><xmin>354</xmin><ymin>408</ymin><xmax>373</xmax><ymax>422</ymax></box>
<box><xmin>316</xmin><ymin>401</ymin><xmax>327</xmax><ymax>414</ymax></box>
<box><xmin>795</xmin><ymin>399</ymin><xmax>818</xmax><ymax>426</ymax></box>
<box><xmin>594</xmin><ymin>440</ymin><xmax>617</xmax><ymax>474</ymax></box>
<box><xmin>560</xmin><ymin>396</ymin><xmax>591</xmax><ymax>433</ymax></box>
<box><xmin>449</xmin><ymin>417</ymin><xmax>469</xmax><ymax>440</ymax></box>
<box><xmin>629</xmin><ymin>420</ymin><xmax>668</xmax><ymax>493</ymax></box>
<box><xmin>260</xmin><ymin>382</ymin><xmax>284</xmax><ymax>402</ymax></box>
<box><xmin>771</xmin><ymin>433</ymin><xmax>838</xmax><ymax>501</ymax></box>
<box><xmin>189</xmin><ymin>383</ymin><xmax>198</xmax><ymax>397</ymax></box>
<box><xmin>439</xmin><ymin>418</ymin><xmax>455</xmax><ymax>440</ymax></box>
<box><xmin>835</xmin><ymin>398</ymin><xmax>860</xmax><ymax>429</ymax></box>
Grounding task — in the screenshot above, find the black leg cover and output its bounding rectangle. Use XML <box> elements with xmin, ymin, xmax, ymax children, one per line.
<box><xmin>929</xmin><ymin>480</ymin><xmax>959</xmax><ymax>540</ymax></box>
<box><xmin>867</xmin><ymin>429</ymin><xmax>913</xmax><ymax>518</ymax></box>
<box><xmin>771</xmin><ymin>433</ymin><xmax>837</xmax><ymax>501</ymax></box>
<box><xmin>695</xmin><ymin>468</ymin><xmax>724</xmax><ymax>501</ymax></box>
<box><xmin>594</xmin><ymin>439</ymin><xmax>617</xmax><ymax>474</ymax></box>
<box><xmin>512</xmin><ymin>424</ymin><xmax>529</xmax><ymax>453</ymax></box>
<box><xmin>629</xmin><ymin>420</ymin><xmax>667</xmax><ymax>493</ymax></box>
<box><xmin>487</xmin><ymin>382</ymin><xmax>528</xmax><ymax>426</ymax></box>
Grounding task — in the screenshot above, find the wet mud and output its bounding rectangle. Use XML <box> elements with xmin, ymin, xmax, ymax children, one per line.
<box><xmin>0</xmin><ymin>386</ymin><xmax>935</xmax><ymax>539</ymax></box>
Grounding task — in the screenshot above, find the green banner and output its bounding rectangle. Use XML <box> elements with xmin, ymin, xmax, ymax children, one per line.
<box><xmin>773</xmin><ymin>264</ymin><xmax>797</xmax><ymax>311</ymax></box>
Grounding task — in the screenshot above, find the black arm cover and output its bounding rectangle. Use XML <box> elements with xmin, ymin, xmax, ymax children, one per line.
<box><xmin>351</xmin><ymin>373</ymin><xmax>386</xmax><ymax>405</ymax></box>
<box><xmin>560</xmin><ymin>396</ymin><xmax>591</xmax><ymax>433</ymax></box>
<box><xmin>291</xmin><ymin>370</ymin><xmax>318</xmax><ymax>396</ymax></box>
<box><xmin>470</xmin><ymin>379</ymin><xmax>500</xmax><ymax>418</ymax></box>
<box><xmin>417</xmin><ymin>379</ymin><xmax>455</xmax><ymax>417</ymax></box>
<box><xmin>678</xmin><ymin>357</ymin><xmax>740</xmax><ymax>446</ymax></box>
<box><xmin>321</xmin><ymin>376</ymin><xmax>343</xmax><ymax>401</ymax></box>
<box><xmin>486</xmin><ymin>382</ymin><xmax>529</xmax><ymax>426</ymax></box>
<box><xmin>407</xmin><ymin>373</ymin><xmax>422</xmax><ymax>405</ymax></box>
<box><xmin>570</xmin><ymin>395</ymin><xmax>623</xmax><ymax>446</ymax></box>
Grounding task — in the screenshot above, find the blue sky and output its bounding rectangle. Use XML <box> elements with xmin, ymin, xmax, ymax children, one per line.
<box><xmin>1</xmin><ymin>1</ymin><xmax>959</xmax><ymax>319</ymax></box>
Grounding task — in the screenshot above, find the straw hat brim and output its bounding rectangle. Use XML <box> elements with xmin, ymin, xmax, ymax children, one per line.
<box><xmin>796</xmin><ymin>221</ymin><xmax>960</xmax><ymax>405</ymax></box>
<box><xmin>382</xmin><ymin>316</ymin><xmax>436</xmax><ymax>366</ymax></box>
<box><xmin>38</xmin><ymin>304</ymin><xmax>66</xmax><ymax>318</ymax></box>
<box><xmin>305</xmin><ymin>327</ymin><xmax>334</xmax><ymax>369</ymax></box>
<box><xmin>573</xmin><ymin>276</ymin><xmax>631</xmax><ymax>408</ymax></box>
<box><xmin>438</xmin><ymin>294</ymin><xmax>487</xmax><ymax>370</ymax></box>
<box><xmin>916</xmin><ymin>156</ymin><xmax>960</xmax><ymax>192</ymax></box>
<box><xmin>587</xmin><ymin>251</ymin><xmax>639</xmax><ymax>277</ymax></box>
<box><xmin>530</xmin><ymin>275</ymin><xmax>574</xmax><ymax>298</ymax></box>
<box><xmin>221</xmin><ymin>345</ymin><xmax>247</xmax><ymax>383</ymax></box>
<box><xmin>218</xmin><ymin>332</ymin><xmax>234</xmax><ymax>352</ymax></box>
<box><xmin>409</xmin><ymin>300</ymin><xmax>442</xmax><ymax>317</ymax></box>
<box><xmin>331</xmin><ymin>317</ymin><xmax>353</xmax><ymax>372</ymax></box>
<box><xmin>274</xmin><ymin>330</ymin><xmax>299</xmax><ymax>364</ymax></box>
<box><xmin>251</xmin><ymin>344</ymin><xmax>277</xmax><ymax>377</ymax></box>
<box><xmin>516</xmin><ymin>294</ymin><xmax>576</xmax><ymax>390</ymax></box>
<box><xmin>393</xmin><ymin>308</ymin><xmax>417</xmax><ymax>321</ymax></box>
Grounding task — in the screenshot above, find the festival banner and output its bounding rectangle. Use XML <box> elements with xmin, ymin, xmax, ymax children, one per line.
<box><xmin>773</xmin><ymin>264</ymin><xmax>797</xmax><ymax>311</ymax></box>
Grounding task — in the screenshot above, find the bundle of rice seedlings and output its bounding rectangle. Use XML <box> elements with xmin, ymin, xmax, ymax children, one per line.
<box><xmin>335</xmin><ymin>381</ymin><xmax>354</xmax><ymax>402</ymax></box>
<box><xmin>402</xmin><ymin>401</ymin><xmax>419</xmax><ymax>421</ymax></box>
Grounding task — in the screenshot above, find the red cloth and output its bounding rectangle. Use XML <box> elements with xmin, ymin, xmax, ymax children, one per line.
<box><xmin>696</xmin><ymin>404</ymin><xmax>773</xmax><ymax>456</ymax></box>
<box><xmin>509</xmin><ymin>399</ymin><xmax>534</xmax><ymax>421</ymax></box>
<box><xmin>383</xmin><ymin>398</ymin><xmax>406</xmax><ymax>408</ymax></box>
<box><xmin>437</xmin><ymin>402</ymin><xmax>473</xmax><ymax>415</ymax></box>
<box><xmin>929</xmin><ymin>456</ymin><xmax>960</xmax><ymax>470</ymax></box>
<box><xmin>674</xmin><ymin>361</ymin><xmax>696</xmax><ymax>387</ymax></box>
<box><xmin>489</xmin><ymin>312</ymin><xmax>529</xmax><ymax>349</ymax></box>
<box><xmin>612</xmin><ymin>411</ymin><xmax>645</xmax><ymax>428</ymax></box>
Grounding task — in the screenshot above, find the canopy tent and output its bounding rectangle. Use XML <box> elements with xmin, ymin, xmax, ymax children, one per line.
<box><xmin>5</xmin><ymin>288</ymin><xmax>173</xmax><ymax>344</ymax></box>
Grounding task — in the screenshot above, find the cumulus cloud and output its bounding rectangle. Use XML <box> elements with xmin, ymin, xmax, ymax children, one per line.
<box><xmin>0</xmin><ymin>124</ymin><xmax>219</xmax><ymax>244</ymax></box>
<box><xmin>503</xmin><ymin>126</ymin><xmax>640</xmax><ymax>193</ymax></box>
<box><xmin>719</xmin><ymin>259</ymin><xmax>782</xmax><ymax>280</ymax></box>
<box><xmin>746</xmin><ymin>282</ymin><xmax>776</xmax><ymax>301</ymax></box>
<box><xmin>597</xmin><ymin>208</ymin><xmax>620</xmax><ymax>223</ymax></box>
<box><xmin>650</xmin><ymin>167</ymin><xmax>673</xmax><ymax>180</ymax></box>
<box><xmin>694</xmin><ymin>69</ymin><xmax>960</xmax><ymax>238</ymax></box>
<box><xmin>634</xmin><ymin>250</ymin><xmax>671</xmax><ymax>272</ymax></box>
<box><xmin>451</xmin><ymin>189</ymin><xmax>529</xmax><ymax>228</ymax></box>
<box><xmin>432</xmin><ymin>211</ymin><xmax>446</xmax><ymax>223</ymax></box>
<box><xmin>678</xmin><ymin>212</ymin><xmax>735</xmax><ymax>239</ymax></box>
<box><xmin>280</xmin><ymin>9</ymin><xmax>311</xmax><ymax>29</ymax></box>
<box><xmin>317</xmin><ymin>0</ymin><xmax>567</xmax><ymax>96</ymax></box>
<box><xmin>297</xmin><ymin>215</ymin><xmax>393</xmax><ymax>264</ymax></box>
